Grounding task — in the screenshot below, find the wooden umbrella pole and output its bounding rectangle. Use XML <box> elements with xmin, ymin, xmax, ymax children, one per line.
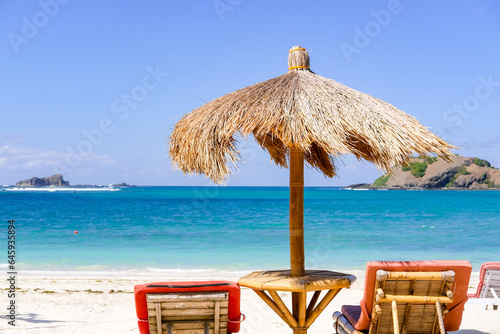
<box><xmin>289</xmin><ymin>149</ymin><xmax>305</xmax><ymax>276</ymax></box>
<box><xmin>290</xmin><ymin>149</ymin><xmax>306</xmax><ymax>334</ymax></box>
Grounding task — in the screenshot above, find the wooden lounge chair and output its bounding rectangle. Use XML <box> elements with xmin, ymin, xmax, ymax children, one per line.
<box><xmin>134</xmin><ymin>281</ymin><xmax>243</xmax><ymax>334</ymax></box>
<box><xmin>332</xmin><ymin>260</ymin><xmax>472</xmax><ymax>334</ymax></box>
<box><xmin>467</xmin><ymin>262</ymin><xmax>500</xmax><ymax>310</ymax></box>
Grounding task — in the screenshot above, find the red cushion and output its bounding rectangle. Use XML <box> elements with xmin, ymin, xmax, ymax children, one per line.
<box><xmin>134</xmin><ymin>281</ymin><xmax>241</xmax><ymax>333</ymax></box>
<box><xmin>352</xmin><ymin>260</ymin><xmax>472</xmax><ymax>331</ymax></box>
<box><xmin>468</xmin><ymin>262</ymin><xmax>500</xmax><ymax>298</ymax></box>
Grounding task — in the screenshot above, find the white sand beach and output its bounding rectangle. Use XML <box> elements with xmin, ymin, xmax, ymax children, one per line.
<box><xmin>2</xmin><ymin>270</ymin><xmax>499</xmax><ymax>334</ymax></box>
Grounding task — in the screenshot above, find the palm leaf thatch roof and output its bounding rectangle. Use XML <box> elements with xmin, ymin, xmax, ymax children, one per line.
<box><xmin>169</xmin><ymin>46</ymin><xmax>454</xmax><ymax>184</ymax></box>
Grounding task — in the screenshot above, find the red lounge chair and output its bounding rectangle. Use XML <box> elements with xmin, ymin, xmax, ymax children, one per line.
<box><xmin>333</xmin><ymin>260</ymin><xmax>472</xmax><ymax>334</ymax></box>
<box><xmin>467</xmin><ymin>262</ymin><xmax>500</xmax><ymax>310</ymax></box>
<box><xmin>134</xmin><ymin>281</ymin><xmax>243</xmax><ymax>333</ymax></box>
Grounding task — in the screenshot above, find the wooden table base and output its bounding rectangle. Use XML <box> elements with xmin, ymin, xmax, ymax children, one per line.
<box><xmin>239</xmin><ymin>270</ymin><xmax>356</xmax><ymax>333</ymax></box>
<box><xmin>254</xmin><ymin>288</ymin><xmax>342</xmax><ymax>331</ymax></box>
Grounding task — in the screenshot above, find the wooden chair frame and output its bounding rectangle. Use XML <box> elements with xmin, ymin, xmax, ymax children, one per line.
<box><xmin>481</xmin><ymin>268</ymin><xmax>500</xmax><ymax>310</ymax></box>
<box><xmin>146</xmin><ymin>291</ymin><xmax>229</xmax><ymax>334</ymax></box>
<box><xmin>334</xmin><ymin>270</ymin><xmax>456</xmax><ymax>334</ymax></box>
<box><xmin>468</xmin><ymin>267</ymin><xmax>500</xmax><ymax>310</ymax></box>
<box><xmin>368</xmin><ymin>270</ymin><xmax>455</xmax><ymax>334</ymax></box>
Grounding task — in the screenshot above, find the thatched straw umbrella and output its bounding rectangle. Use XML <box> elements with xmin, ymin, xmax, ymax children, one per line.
<box><xmin>169</xmin><ymin>46</ymin><xmax>454</xmax><ymax>333</ymax></box>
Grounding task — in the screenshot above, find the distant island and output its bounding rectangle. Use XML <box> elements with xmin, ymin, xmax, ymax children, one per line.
<box><xmin>347</xmin><ymin>156</ymin><xmax>500</xmax><ymax>190</ymax></box>
<box><xmin>14</xmin><ymin>174</ymin><xmax>135</xmax><ymax>188</ymax></box>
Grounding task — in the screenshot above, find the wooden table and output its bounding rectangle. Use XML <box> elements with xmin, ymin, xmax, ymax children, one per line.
<box><xmin>239</xmin><ymin>269</ymin><xmax>356</xmax><ymax>333</ymax></box>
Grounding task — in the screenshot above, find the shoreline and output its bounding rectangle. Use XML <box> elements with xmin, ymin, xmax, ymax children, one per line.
<box><xmin>2</xmin><ymin>187</ymin><xmax>122</xmax><ymax>192</ymax></box>
<box><xmin>3</xmin><ymin>270</ymin><xmax>499</xmax><ymax>333</ymax></box>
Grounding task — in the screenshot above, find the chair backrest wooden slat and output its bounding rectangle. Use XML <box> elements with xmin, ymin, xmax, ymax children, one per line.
<box><xmin>146</xmin><ymin>291</ymin><xmax>229</xmax><ymax>334</ymax></box>
<box><xmin>369</xmin><ymin>270</ymin><xmax>455</xmax><ymax>334</ymax></box>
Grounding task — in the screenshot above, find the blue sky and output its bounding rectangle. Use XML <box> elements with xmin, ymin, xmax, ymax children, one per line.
<box><xmin>1</xmin><ymin>0</ymin><xmax>499</xmax><ymax>186</ymax></box>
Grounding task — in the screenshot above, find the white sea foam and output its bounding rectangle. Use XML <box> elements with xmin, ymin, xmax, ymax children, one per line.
<box><xmin>15</xmin><ymin>268</ymin><xmax>371</xmax><ymax>283</ymax></box>
<box><xmin>5</xmin><ymin>187</ymin><xmax>120</xmax><ymax>192</ymax></box>
<box><xmin>17</xmin><ymin>268</ymin><xmax>256</xmax><ymax>281</ymax></box>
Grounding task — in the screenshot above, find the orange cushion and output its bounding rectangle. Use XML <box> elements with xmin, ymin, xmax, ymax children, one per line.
<box><xmin>352</xmin><ymin>260</ymin><xmax>472</xmax><ymax>332</ymax></box>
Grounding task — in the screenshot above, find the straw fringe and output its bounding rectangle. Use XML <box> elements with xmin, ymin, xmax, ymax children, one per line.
<box><xmin>169</xmin><ymin>47</ymin><xmax>454</xmax><ymax>184</ymax></box>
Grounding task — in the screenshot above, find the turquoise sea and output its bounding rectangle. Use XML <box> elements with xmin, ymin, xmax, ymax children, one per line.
<box><xmin>1</xmin><ymin>187</ymin><xmax>499</xmax><ymax>273</ymax></box>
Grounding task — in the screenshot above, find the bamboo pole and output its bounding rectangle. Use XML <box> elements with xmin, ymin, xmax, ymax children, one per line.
<box><xmin>306</xmin><ymin>291</ymin><xmax>321</xmax><ymax>317</ymax></box>
<box><xmin>214</xmin><ymin>301</ymin><xmax>220</xmax><ymax>334</ymax></box>
<box><xmin>290</xmin><ymin>149</ymin><xmax>305</xmax><ymax>334</ymax></box>
<box><xmin>369</xmin><ymin>304</ymin><xmax>382</xmax><ymax>334</ymax></box>
<box><xmin>298</xmin><ymin>291</ymin><xmax>307</xmax><ymax>327</ymax></box>
<box><xmin>392</xmin><ymin>300</ymin><xmax>400</xmax><ymax>334</ymax></box>
<box><xmin>379</xmin><ymin>295</ymin><xmax>453</xmax><ymax>304</ymax></box>
<box><xmin>436</xmin><ymin>301</ymin><xmax>446</xmax><ymax>334</ymax></box>
<box><xmin>254</xmin><ymin>290</ymin><xmax>290</xmax><ymax>326</ymax></box>
<box><xmin>290</xmin><ymin>149</ymin><xmax>305</xmax><ymax>277</ymax></box>
<box><xmin>156</xmin><ymin>302</ymin><xmax>163</xmax><ymax>334</ymax></box>
<box><xmin>305</xmin><ymin>288</ymin><xmax>342</xmax><ymax>328</ymax></box>
<box><xmin>269</xmin><ymin>290</ymin><xmax>298</xmax><ymax>328</ymax></box>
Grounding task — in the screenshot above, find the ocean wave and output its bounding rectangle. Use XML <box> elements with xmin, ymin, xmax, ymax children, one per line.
<box><xmin>16</xmin><ymin>267</ymin><xmax>256</xmax><ymax>279</ymax></box>
<box><xmin>144</xmin><ymin>267</ymin><xmax>252</xmax><ymax>276</ymax></box>
<box><xmin>4</xmin><ymin>187</ymin><xmax>120</xmax><ymax>192</ymax></box>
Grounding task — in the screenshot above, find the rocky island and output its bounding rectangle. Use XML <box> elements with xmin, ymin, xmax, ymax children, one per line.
<box><xmin>16</xmin><ymin>174</ymin><xmax>69</xmax><ymax>187</ymax></box>
<box><xmin>14</xmin><ymin>175</ymin><xmax>134</xmax><ymax>188</ymax></box>
<box><xmin>348</xmin><ymin>156</ymin><xmax>500</xmax><ymax>190</ymax></box>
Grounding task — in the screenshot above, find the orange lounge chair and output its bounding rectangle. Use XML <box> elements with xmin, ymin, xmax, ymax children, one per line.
<box><xmin>467</xmin><ymin>262</ymin><xmax>500</xmax><ymax>310</ymax></box>
<box><xmin>333</xmin><ymin>260</ymin><xmax>472</xmax><ymax>334</ymax></box>
<box><xmin>134</xmin><ymin>281</ymin><xmax>244</xmax><ymax>334</ymax></box>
